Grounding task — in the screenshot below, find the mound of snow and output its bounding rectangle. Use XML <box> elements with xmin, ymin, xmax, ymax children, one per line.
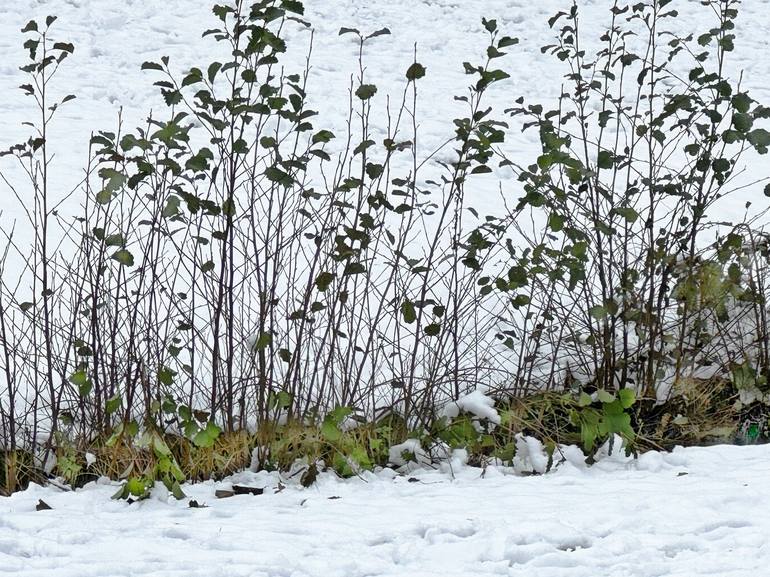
<box><xmin>442</xmin><ymin>390</ymin><xmax>501</xmax><ymax>425</ymax></box>
<box><xmin>512</xmin><ymin>434</ymin><xmax>550</xmax><ymax>474</ymax></box>
<box><xmin>388</xmin><ymin>438</ymin><xmax>430</xmax><ymax>469</ymax></box>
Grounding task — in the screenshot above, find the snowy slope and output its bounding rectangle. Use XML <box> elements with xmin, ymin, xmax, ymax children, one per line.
<box><xmin>2</xmin><ymin>443</ymin><xmax>769</xmax><ymax>576</ymax></box>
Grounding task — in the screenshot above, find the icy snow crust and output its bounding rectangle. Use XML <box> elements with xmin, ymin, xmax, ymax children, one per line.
<box><xmin>2</xmin><ymin>443</ymin><xmax>770</xmax><ymax>576</ymax></box>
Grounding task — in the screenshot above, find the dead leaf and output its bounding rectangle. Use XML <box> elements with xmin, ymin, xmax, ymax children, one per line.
<box><xmin>300</xmin><ymin>463</ymin><xmax>318</xmax><ymax>488</ymax></box>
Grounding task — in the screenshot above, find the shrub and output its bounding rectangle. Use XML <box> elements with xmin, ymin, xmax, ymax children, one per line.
<box><xmin>0</xmin><ymin>0</ymin><xmax>767</xmax><ymax>493</ymax></box>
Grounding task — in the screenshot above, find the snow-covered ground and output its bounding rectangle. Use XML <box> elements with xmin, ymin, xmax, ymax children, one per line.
<box><xmin>2</xmin><ymin>443</ymin><xmax>769</xmax><ymax>576</ymax></box>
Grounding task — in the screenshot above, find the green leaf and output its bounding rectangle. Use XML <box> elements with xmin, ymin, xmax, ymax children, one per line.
<box><xmin>315</xmin><ymin>271</ymin><xmax>335</xmax><ymax>292</ymax></box>
<box><xmin>614</xmin><ymin>207</ymin><xmax>639</xmax><ymax>223</ymax></box>
<box><xmin>367</xmin><ymin>27</ymin><xmax>391</xmax><ymax>39</ymax></box>
<box><xmin>597</xmin><ymin>150</ymin><xmax>614</xmax><ymax>169</ymax></box>
<box><xmin>401</xmin><ymin>300</ymin><xmax>416</xmax><ymax>324</ymax></box>
<box><xmin>338</xmin><ymin>27</ymin><xmax>360</xmax><ymax>37</ymax></box>
<box><xmin>548</xmin><ymin>213</ymin><xmax>565</xmax><ymax>232</ymax></box>
<box><xmin>105</xmin><ymin>395</ymin><xmax>122</xmax><ymax>415</ymax></box>
<box><xmin>312</xmin><ymin>130</ymin><xmax>334</xmax><ymax>144</ymax></box>
<box><xmin>158</xmin><ymin>366</ymin><xmax>175</xmax><ymax>386</ymax></box>
<box><xmin>487</xmin><ymin>46</ymin><xmax>505</xmax><ymax>59</ymax></box>
<box><xmin>588</xmin><ymin>305</ymin><xmax>607</xmax><ymax>320</ymax></box>
<box><xmin>424</xmin><ymin>323</ymin><xmax>441</xmax><ymax>337</ymax></box>
<box><xmin>255</xmin><ymin>332</ymin><xmax>272</xmax><ymax>350</ymax></box>
<box><xmin>733</xmin><ymin>113</ymin><xmax>753</xmax><ymax>133</ymax></box>
<box><xmin>577</xmin><ymin>392</ymin><xmax>593</xmax><ymax>407</ymax></box>
<box><xmin>355</xmin><ymin>84</ymin><xmax>377</xmax><ymax>101</ymax></box>
<box><xmin>366</xmin><ymin>163</ymin><xmax>384</xmax><ymax>180</ymax></box>
<box><xmin>748</xmin><ymin>128</ymin><xmax>770</xmax><ymax>151</ymax></box>
<box><xmin>597</xmin><ymin>389</ymin><xmax>615</xmax><ymax>403</ymax></box>
<box><xmin>600</xmin><ymin>401</ymin><xmax>634</xmax><ymax>440</ymax></box>
<box><xmin>186</xmin><ymin>148</ymin><xmax>213</xmax><ymax>172</ymax></box>
<box><xmin>125</xmin><ymin>477</ymin><xmax>149</xmax><ymax>497</ymax></box>
<box><xmin>193</xmin><ymin>421</ymin><xmax>221</xmax><ymax>448</ymax></box>
<box><xmin>207</xmin><ymin>61</ymin><xmax>222</xmax><ymax>83</ymax></box>
<box><xmin>618</xmin><ymin>388</ymin><xmax>636</xmax><ymax>409</ymax></box>
<box><xmin>482</xmin><ymin>17</ymin><xmax>497</xmax><ymax>33</ymax></box>
<box><xmin>162</xmin><ymin>195</ymin><xmax>181</xmax><ymax>218</ymax></box>
<box><xmin>99</xmin><ymin>168</ymin><xmax>127</xmax><ymax>192</ymax></box>
<box><xmin>269</xmin><ymin>390</ymin><xmax>293</xmax><ymax>410</ymax></box>
<box><xmin>406</xmin><ymin>62</ymin><xmax>426</xmax><ymax>81</ymax></box>
<box><xmin>282</xmin><ymin>0</ymin><xmax>305</xmax><ymax>14</ymax></box>
<box><xmin>731</xmin><ymin>93</ymin><xmax>752</xmax><ymax>114</ymax></box>
<box><xmin>96</xmin><ymin>189</ymin><xmax>112</xmax><ymax>205</ymax></box>
<box><xmin>104</xmin><ymin>234</ymin><xmax>124</xmax><ymax>247</ymax></box>
<box><xmin>265</xmin><ymin>166</ymin><xmax>292</xmax><ymax>185</ymax></box>
<box><xmin>343</xmin><ymin>262</ymin><xmax>366</xmax><ymax>275</ymax></box>
<box><xmin>68</xmin><ymin>369</ymin><xmax>86</xmax><ymax>386</ymax></box>
<box><xmin>328</xmin><ymin>406</ymin><xmax>353</xmax><ymax>425</ymax></box>
<box><xmin>53</xmin><ymin>42</ymin><xmax>74</xmax><ymax>54</ymax></box>
<box><xmin>169</xmin><ymin>480</ymin><xmax>186</xmax><ymax>500</ymax></box>
<box><xmin>498</xmin><ymin>36</ymin><xmax>519</xmax><ymax>48</ymax></box>
<box><xmin>141</xmin><ymin>61</ymin><xmax>164</xmax><ymax>71</ymax></box>
<box><xmin>321</xmin><ymin>419</ymin><xmax>341</xmax><ymax>442</ymax></box>
<box><xmin>111</xmin><ymin>249</ymin><xmax>134</xmax><ymax>267</ymax></box>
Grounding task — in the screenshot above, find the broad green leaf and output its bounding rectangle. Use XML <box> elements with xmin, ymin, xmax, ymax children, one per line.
<box><xmin>614</xmin><ymin>207</ymin><xmax>639</xmax><ymax>223</ymax></box>
<box><xmin>618</xmin><ymin>388</ymin><xmax>636</xmax><ymax>409</ymax></box>
<box><xmin>321</xmin><ymin>419</ymin><xmax>341</xmax><ymax>442</ymax></box>
<box><xmin>401</xmin><ymin>300</ymin><xmax>416</xmax><ymax>324</ymax></box>
<box><xmin>597</xmin><ymin>150</ymin><xmax>613</xmax><ymax>169</ymax></box>
<box><xmin>577</xmin><ymin>392</ymin><xmax>593</xmax><ymax>407</ymax></box>
<box><xmin>141</xmin><ymin>61</ymin><xmax>164</xmax><ymax>71</ymax></box>
<box><xmin>424</xmin><ymin>323</ymin><xmax>441</xmax><ymax>337</ymax></box>
<box><xmin>104</xmin><ymin>234</ymin><xmax>124</xmax><ymax>247</ymax></box>
<box><xmin>315</xmin><ymin>271</ymin><xmax>335</xmax><ymax>292</ymax></box>
<box><xmin>406</xmin><ymin>63</ymin><xmax>426</xmax><ymax>81</ymax></box>
<box><xmin>355</xmin><ymin>84</ymin><xmax>377</xmax><ymax>101</ymax></box>
<box><xmin>105</xmin><ymin>395</ymin><xmax>122</xmax><ymax>415</ymax></box>
<box><xmin>596</xmin><ymin>389</ymin><xmax>615</xmax><ymax>403</ymax></box>
<box><xmin>588</xmin><ymin>305</ymin><xmax>607</xmax><ymax>320</ymax></box>
<box><xmin>111</xmin><ymin>249</ymin><xmax>134</xmax><ymax>267</ymax></box>
<box><xmin>312</xmin><ymin>130</ymin><xmax>334</xmax><ymax>144</ymax></box>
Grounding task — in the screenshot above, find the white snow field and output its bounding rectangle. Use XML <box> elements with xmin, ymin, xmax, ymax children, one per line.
<box><xmin>2</xmin><ymin>443</ymin><xmax>770</xmax><ymax>577</ymax></box>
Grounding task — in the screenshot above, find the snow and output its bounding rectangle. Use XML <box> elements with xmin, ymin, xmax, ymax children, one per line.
<box><xmin>1</xmin><ymin>443</ymin><xmax>769</xmax><ymax>576</ymax></box>
<box><xmin>512</xmin><ymin>433</ymin><xmax>551</xmax><ymax>474</ymax></box>
<box><xmin>388</xmin><ymin>438</ymin><xmax>430</xmax><ymax>469</ymax></box>
<box><xmin>442</xmin><ymin>390</ymin><xmax>502</xmax><ymax>425</ymax></box>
